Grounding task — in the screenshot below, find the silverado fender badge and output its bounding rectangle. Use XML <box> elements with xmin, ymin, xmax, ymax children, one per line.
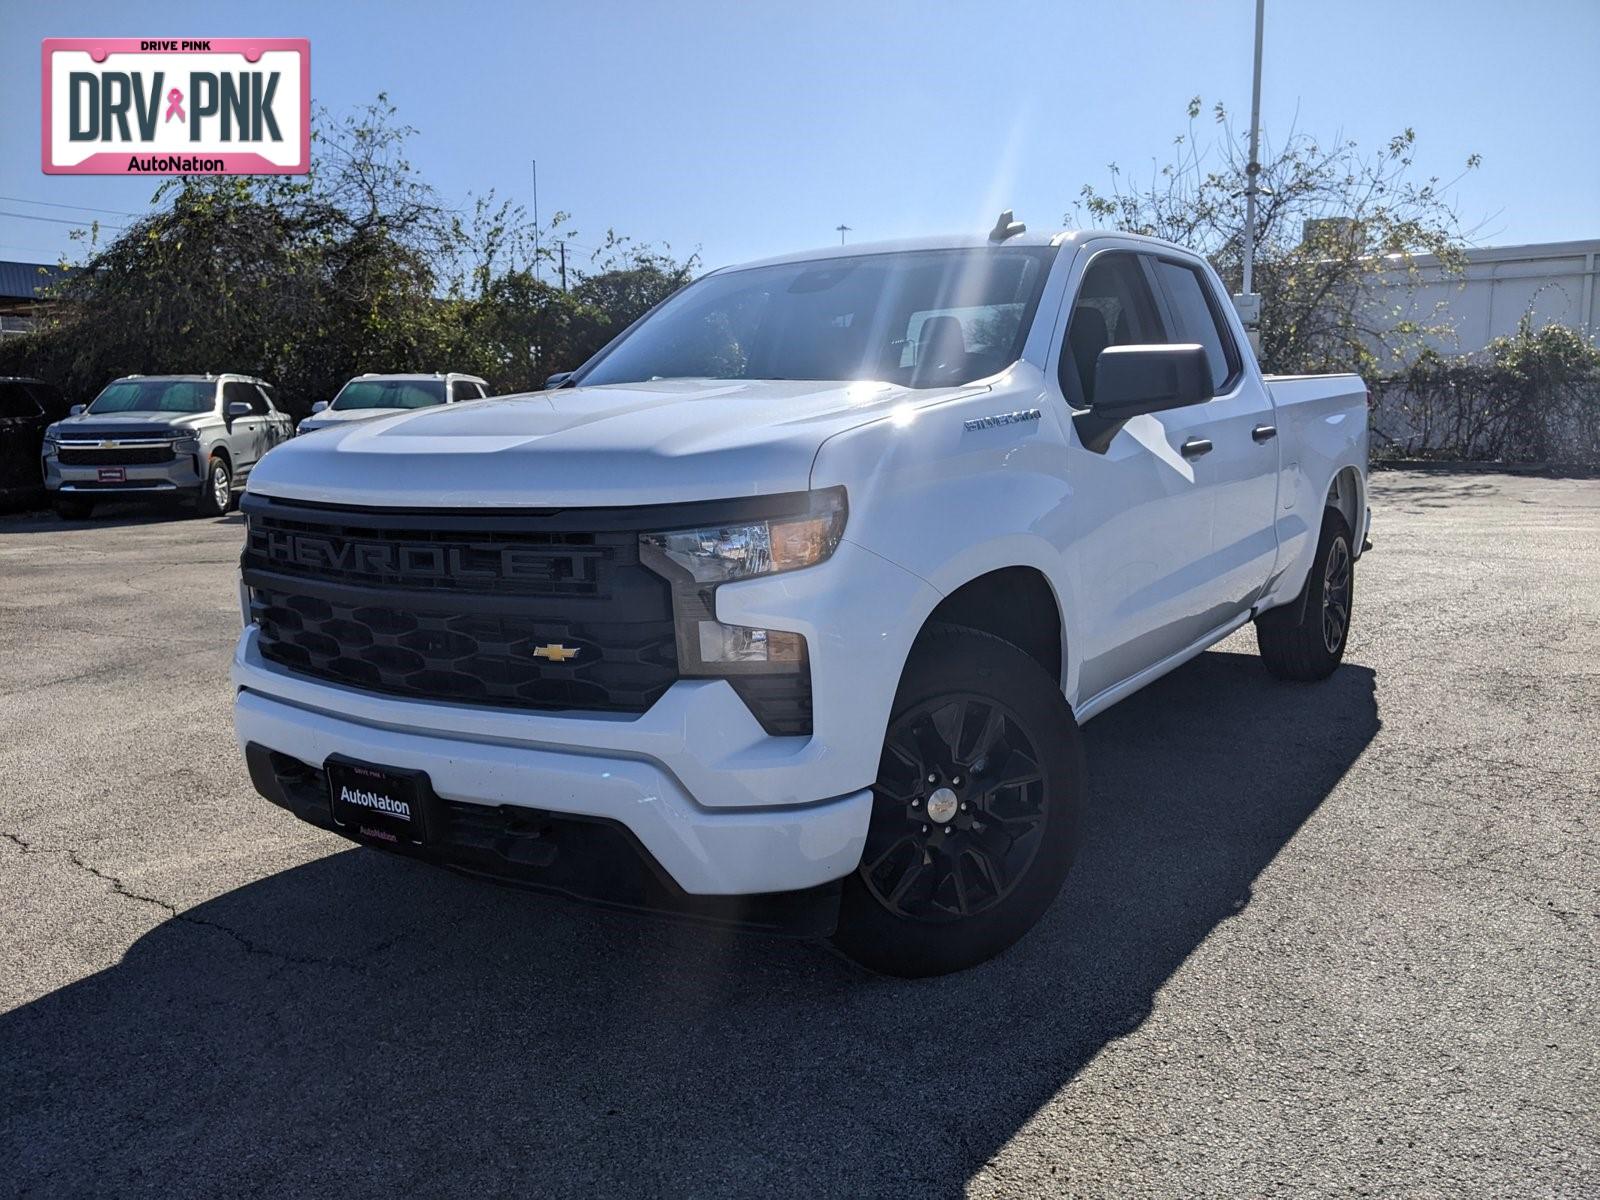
<box><xmin>963</xmin><ymin>408</ymin><xmax>1042</xmax><ymax>432</ymax></box>
<box><xmin>532</xmin><ymin>644</ymin><xmax>580</xmax><ymax>662</ymax></box>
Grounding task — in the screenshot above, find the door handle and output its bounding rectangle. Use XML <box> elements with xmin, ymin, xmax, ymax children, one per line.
<box><xmin>1252</xmin><ymin>424</ymin><xmax>1278</xmax><ymax>443</ymax></box>
<box><xmin>1180</xmin><ymin>437</ymin><xmax>1213</xmax><ymax>459</ymax></box>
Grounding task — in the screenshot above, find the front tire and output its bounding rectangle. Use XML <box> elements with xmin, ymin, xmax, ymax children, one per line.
<box><xmin>833</xmin><ymin>625</ymin><xmax>1083</xmax><ymax>977</ymax></box>
<box><xmin>194</xmin><ymin>455</ymin><xmax>233</xmax><ymax>517</ymax></box>
<box><xmin>1255</xmin><ymin>508</ymin><xmax>1354</xmax><ymax>681</ymax></box>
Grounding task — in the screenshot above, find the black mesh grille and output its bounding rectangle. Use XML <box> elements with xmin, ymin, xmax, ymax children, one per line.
<box><xmin>244</xmin><ymin>500</ymin><xmax>678</xmax><ymax>715</ymax></box>
<box><xmin>58</xmin><ymin>444</ymin><xmax>175</xmax><ymax>465</ymax></box>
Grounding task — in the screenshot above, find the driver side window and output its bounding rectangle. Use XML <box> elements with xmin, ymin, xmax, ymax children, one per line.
<box><xmin>1059</xmin><ymin>253</ymin><xmax>1164</xmax><ymax>407</ymax></box>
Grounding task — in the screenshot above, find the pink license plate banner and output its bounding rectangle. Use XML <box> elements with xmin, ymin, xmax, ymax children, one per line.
<box><xmin>42</xmin><ymin>38</ymin><xmax>310</xmax><ymax>175</ymax></box>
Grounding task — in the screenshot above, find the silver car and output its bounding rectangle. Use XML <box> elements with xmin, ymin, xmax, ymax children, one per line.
<box><xmin>41</xmin><ymin>374</ymin><xmax>293</xmax><ymax>519</ymax></box>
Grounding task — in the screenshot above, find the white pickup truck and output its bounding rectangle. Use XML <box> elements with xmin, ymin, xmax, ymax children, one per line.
<box><xmin>232</xmin><ymin>221</ymin><xmax>1368</xmax><ymax>976</ymax></box>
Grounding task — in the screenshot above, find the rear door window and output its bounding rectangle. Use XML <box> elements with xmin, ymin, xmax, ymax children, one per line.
<box><xmin>1061</xmin><ymin>252</ymin><xmax>1165</xmax><ymax>406</ymax></box>
<box><xmin>450</xmin><ymin>380</ymin><xmax>483</xmax><ymax>402</ymax></box>
<box><xmin>1152</xmin><ymin>259</ymin><xmax>1240</xmax><ymax>394</ymax></box>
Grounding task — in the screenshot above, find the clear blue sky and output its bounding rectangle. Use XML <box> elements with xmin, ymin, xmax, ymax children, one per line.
<box><xmin>3</xmin><ymin>0</ymin><xmax>1596</xmax><ymax>270</ymax></box>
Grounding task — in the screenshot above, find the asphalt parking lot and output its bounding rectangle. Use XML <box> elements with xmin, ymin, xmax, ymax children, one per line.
<box><xmin>1</xmin><ymin>469</ymin><xmax>1596</xmax><ymax>1198</ymax></box>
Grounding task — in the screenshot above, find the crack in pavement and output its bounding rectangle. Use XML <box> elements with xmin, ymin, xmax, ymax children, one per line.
<box><xmin>2</xmin><ymin>830</ymin><xmax>386</xmax><ymax>976</ymax></box>
<box><xmin>0</xmin><ymin>645</ymin><xmax>223</xmax><ymax>699</ymax></box>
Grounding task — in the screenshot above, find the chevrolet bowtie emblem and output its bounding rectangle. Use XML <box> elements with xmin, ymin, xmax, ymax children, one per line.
<box><xmin>532</xmin><ymin>643</ymin><xmax>579</xmax><ymax>662</ymax></box>
<box><xmin>98</xmin><ymin>440</ymin><xmax>119</xmax><ymax>449</ymax></box>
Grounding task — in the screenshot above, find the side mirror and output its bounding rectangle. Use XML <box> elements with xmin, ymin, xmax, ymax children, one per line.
<box><xmin>69</xmin><ymin>404</ymin><xmax>85</xmax><ymax>416</ymax></box>
<box><xmin>1073</xmin><ymin>344</ymin><xmax>1213</xmax><ymax>453</ymax></box>
<box><xmin>544</xmin><ymin>371</ymin><xmax>575</xmax><ymax>390</ymax></box>
<box><xmin>226</xmin><ymin>401</ymin><xmax>253</xmax><ymax>418</ymax></box>
<box><xmin>311</xmin><ymin>400</ymin><xmax>329</xmax><ymax>414</ymax></box>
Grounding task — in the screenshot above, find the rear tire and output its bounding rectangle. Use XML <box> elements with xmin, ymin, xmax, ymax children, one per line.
<box><xmin>833</xmin><ymin>625</ymin><xmax>1083</xmax><ymax>977</ymax></box>
<box><xmin>52</xmin><ymin>496</ymin><xmax>93</xmax><ymax>520</ymax></box>
<box><xmin>194</xmin><ymin>455</ymin><xmax>233</xmax><ymax>517</ymax></box>
<box><xmin>1255</xmin><ymin>508</ymin><xmax>1354</xmax><ymax>681</ymax></box>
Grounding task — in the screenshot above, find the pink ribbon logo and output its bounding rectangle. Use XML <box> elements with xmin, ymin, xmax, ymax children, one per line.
<box><xmin>164</xmin><ymin>88</ymin><xmax>185</xmax><ymax>123</ymax></box>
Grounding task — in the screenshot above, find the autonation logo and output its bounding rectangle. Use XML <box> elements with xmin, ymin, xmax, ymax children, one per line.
<box><xmin>42</xmin><ymin>38</ymin><xmax>310</xmax><ymax>175</ymax></box>
<box><xmin>339</xmin><ymin>785</ymin><xmax>411</xmax><ymax>822</ymax></box>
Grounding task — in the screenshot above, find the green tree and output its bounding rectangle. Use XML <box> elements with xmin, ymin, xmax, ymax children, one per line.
<box><xmin>0</xmin><ymin>96</ymin><xmax>699</xmax><ymax>411</ymax></box>
<box><xmin>1073</xmin><ymin>98</ymin><xmax>1480</xmax><ymax>376</ymax></box>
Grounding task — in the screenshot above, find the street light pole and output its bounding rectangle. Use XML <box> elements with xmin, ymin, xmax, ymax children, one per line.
<box><xmin>1235</xmin><ymin>0</ymin><xmax>1265</xmax><ymax>349</ymax></box>
<box><xmin>836</xmin><ymin>224</ymin><xmax>851</xmax><ymax>245</ymax></box>
<box><xmin>1242</xmin><ymin>0</ymin><xmax>1264</xmax><ymax>297</ymax></box>
<box><xmin>531</xmin><ymin>158</ymin><xmax>540</xmax><ymax>284</ymax></box>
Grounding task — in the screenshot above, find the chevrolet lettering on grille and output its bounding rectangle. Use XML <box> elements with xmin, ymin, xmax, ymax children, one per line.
<box><xmin>259</xmin><ymin>529</ymin><xmax>578</xmax><ymax>585</ymax></box>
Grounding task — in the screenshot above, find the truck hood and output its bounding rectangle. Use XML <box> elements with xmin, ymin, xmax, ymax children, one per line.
<box><xmin>50</xmin><ymin>411</ymin><xmax>212</xmax><ymax>438</ymax></box>
<box><xmin>248</xmin><ymin>378</ymin><xmax>985</xmax><ymax>507</ymax></box>
<box><xmin>299</xmin><ymin>407</ymin><xmax>419</xmax><ymax>432</ymax></box>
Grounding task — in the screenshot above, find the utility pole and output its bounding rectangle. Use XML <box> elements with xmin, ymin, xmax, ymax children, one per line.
<box><xmin>531</xmin><ymin>158</ymin><xmax>540</xmax><ymax>284</ymax></box>
<box><xmin>1235</xmin><ymin>0</ymin><xmax>1265</xmax><ymax>349</ymax></box>
<box><xmin>558</xmin><ymin>240</ymin><xmax>567</xmax><ymax>291</ymax></box>
<box><xmin>836</xmin><ymin>224</ymin><xmax>851</xmax><ymax>245</ymax></box>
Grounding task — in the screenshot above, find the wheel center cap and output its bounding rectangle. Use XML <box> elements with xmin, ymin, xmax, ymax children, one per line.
<box><xmin>926</xmin><ymin>787</ymin><xmax>959</xmax><ymax>824</ymax></box>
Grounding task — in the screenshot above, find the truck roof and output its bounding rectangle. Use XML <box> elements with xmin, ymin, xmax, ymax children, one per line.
<box><xmin>352</xmin><ymin>372</ymin><xmax>486</xmax><ymax>382</ymax></box>
<box><xmin>720</xmin><ymin>228</ymin><xmax>1196</xmax><ymax>274</ymax></box>
<box><xmin>110</xmin><ymin>373</ymin><xmax>267</xmax><ymax>383</ymax></box>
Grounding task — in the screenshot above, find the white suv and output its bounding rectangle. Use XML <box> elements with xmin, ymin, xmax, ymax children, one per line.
<box><xmin>296</xmin><ymin>372</ymin><xmax>490</xmax><ymax>436</ymax></box>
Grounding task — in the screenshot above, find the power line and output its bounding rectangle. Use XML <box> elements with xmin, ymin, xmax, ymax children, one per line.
<box><xmin>0</xmin><ymin>194</ymin><xmax>140</xmax><ymax>218</ymax></box>
<box><xmin>0</xmin><ymin>209</ymin><xmax>126</xmax><ymax>230</ymax></box>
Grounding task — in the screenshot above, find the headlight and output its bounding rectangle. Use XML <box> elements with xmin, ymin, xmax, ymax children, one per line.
<box><xmin>640</xmin><ymin>490</ymin><xmax>846</xmax><ymax>583</ymax></box>
<box><xmin>638</xmin><ymin>489</ymin><xmax>845</xmax><ymax>735</ymax></box>
<box><xmin>172</xmin><ymin>431</ymin><xmax>201</xmax><ymax>451</ymax></box>
<box><xmin>41</xmin><ymin>430</ymin><xmax>60</xmax><ymax>453</ymax></box>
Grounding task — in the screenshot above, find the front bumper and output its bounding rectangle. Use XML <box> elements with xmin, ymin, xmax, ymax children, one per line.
<box><xmin>243</xmin><ymin>741</ymin><xmax>846</xmax><ymax>935</ymax></box>
<box><xmin>231</xmin><ymin>533</ymin><xmax>938</xmax><ymax>900</ymax></box>
<box><xmin>234</xmin><ymin>683</ymin><xmax>871</xmax><ymax>899</ymax></box>
<box><xmin>43</xmin><ymin>450</ymin><xmax>204</xmax><ymax>495</ymax></box>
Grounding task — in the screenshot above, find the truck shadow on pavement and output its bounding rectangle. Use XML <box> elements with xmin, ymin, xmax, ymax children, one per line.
<box><xmin>1</xmin><ymin>650</ymin><xmax>1379</xmax><ymax>1197</ymax></box>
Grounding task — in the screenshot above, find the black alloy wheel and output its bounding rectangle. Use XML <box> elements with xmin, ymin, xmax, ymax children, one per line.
<box><xmin>1255</xmin><ymin>507</ymin><xmax>1354</xmax><ymax>681</ymax></box>
<box><xmin>1321</xmin><ymin>534</ymin><xmax>1352</xmax><ymax>655</ymax></box>
<box><xmin>862</xmin><ymin>693</ymin><xmax>1049</xmax><ymax>924</ymax></box>
<box><xmin>834</xmin><ymin>624</ymin><xmax>1082</xmax><ymax>977</ymax></box>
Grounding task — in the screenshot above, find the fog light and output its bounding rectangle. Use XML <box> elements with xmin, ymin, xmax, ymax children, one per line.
<box><xmin>696</xmin><ymin>622</ymin><xmax>805</xmax><ymax>665</ymax></box>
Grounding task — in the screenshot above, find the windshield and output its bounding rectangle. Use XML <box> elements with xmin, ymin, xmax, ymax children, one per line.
<box><xmin>331</xmin><ymin>379</ymin><xmax>447</xmax><ymax>411</ymax></box>
<box><xmin>577</xmin><ymin>246</ymin><xmax>1056</xmax><ymax>390</ymax></box>
<box><xmin>87</xmin><ymin>380</ymin><xmax>215</xmax><ymax>414</ymax></box>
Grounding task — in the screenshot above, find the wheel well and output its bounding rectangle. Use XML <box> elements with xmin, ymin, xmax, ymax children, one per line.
<box><xmin>210</xmin><ymin>444</ymin><xmax>232</xmax><ymax>471</ymax></box>
<box><xmin>1327</xmin><ymin>466</ymin><xmax>1361</xmax><ymax>535</ymax></box>
<box><xmin>919</xmin><ymin>567</ymin><xmax>1063</xmax><ymax>684</ymax></box>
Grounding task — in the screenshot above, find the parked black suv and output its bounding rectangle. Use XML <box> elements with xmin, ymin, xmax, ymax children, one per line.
<box><xmin>0</xmin><ymin>377</ymin><xmax>69</xmax><ymax>507</ymax></box>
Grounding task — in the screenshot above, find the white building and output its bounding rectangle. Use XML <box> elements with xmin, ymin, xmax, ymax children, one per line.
<box><xmin>1372</xmin><ymin>238</ymin><xmax>1599</xmax><ymax>359</ymax></box>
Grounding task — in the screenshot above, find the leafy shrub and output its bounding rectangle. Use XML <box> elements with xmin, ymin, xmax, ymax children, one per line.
<box><xmin>1372</xmin><ymin>319</ymin><xmax>1600</xmax><ymax>466</ymax></box>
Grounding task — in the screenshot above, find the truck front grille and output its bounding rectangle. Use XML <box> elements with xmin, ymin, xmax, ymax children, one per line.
<box><xmin>57</xmin><ymin>444</ymin><xmax>176</xmax><ymax>465</ymax></box>
<box><xmin>241</xmin><ymin>496</ymin><xmax>679</xmax><ymax>715</ymax></box>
